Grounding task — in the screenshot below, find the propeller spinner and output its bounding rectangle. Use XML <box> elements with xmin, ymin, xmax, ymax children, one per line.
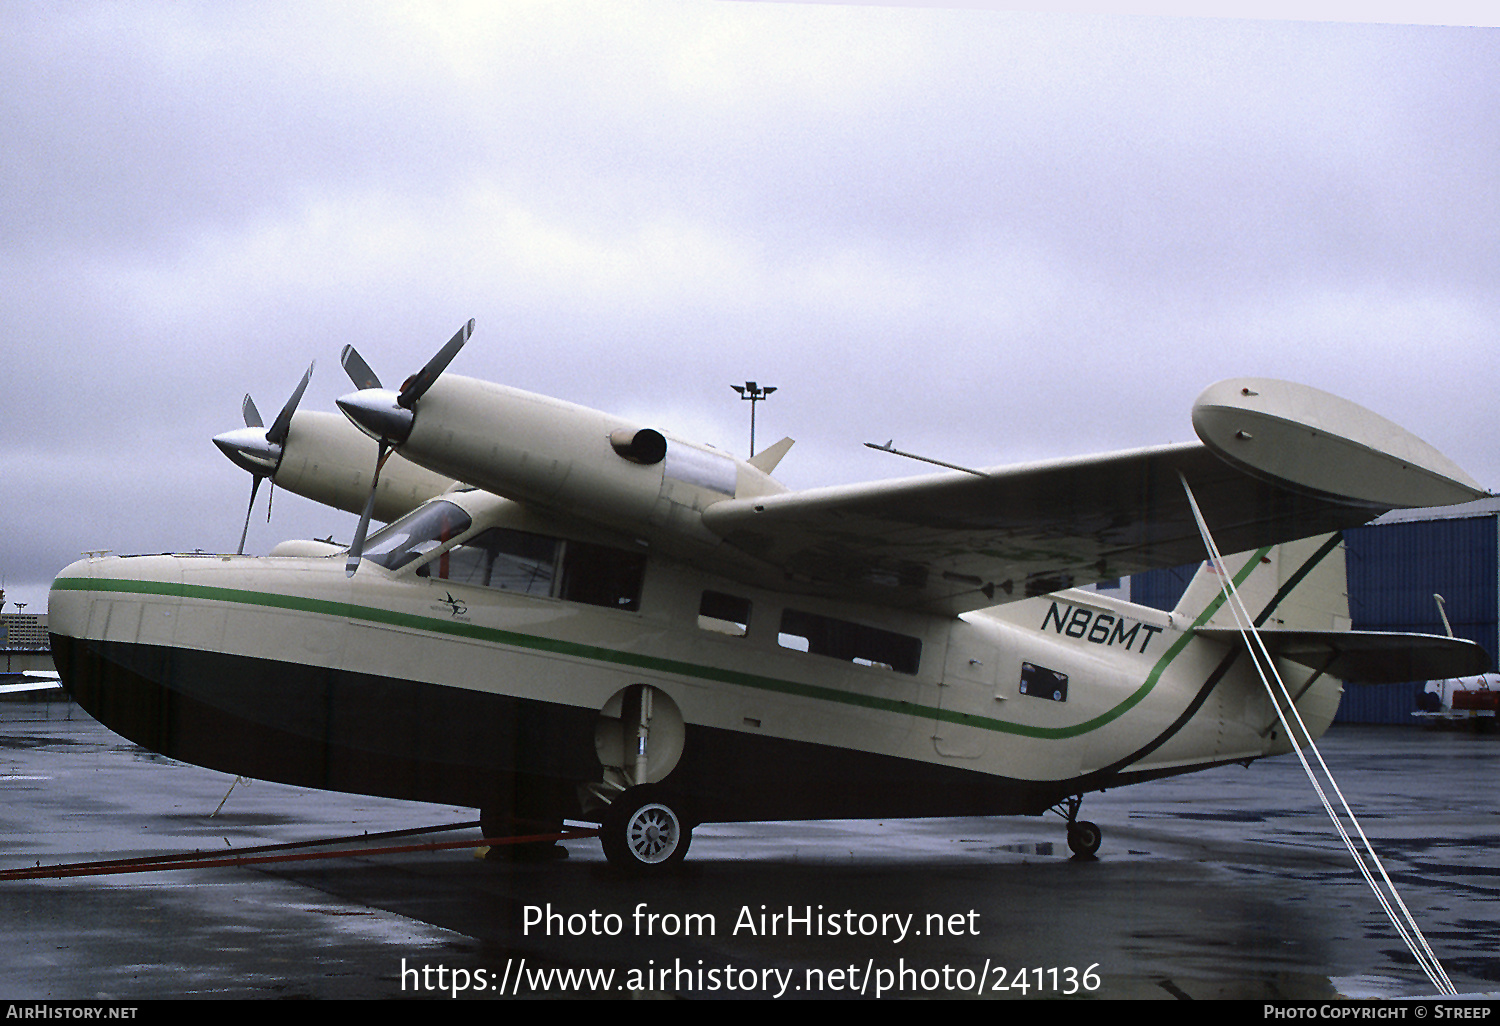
<box><xmin>336</xmin><ymin>319</ymin><xmax>473</xmax><ymax>576</ymax></box>
<box><xmin>213</xmin><ymin>363</ymin><xmax>314</xmax><ymax>555</ymax></box>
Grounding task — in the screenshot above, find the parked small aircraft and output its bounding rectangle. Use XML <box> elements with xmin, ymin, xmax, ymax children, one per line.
<box><xmin>0</xmin><ymin>670</ymin><xmax>63</xmax><ymax>696</ymax></box>
<box><xmin>47</xmin><ymin>323</ymin><xmax>1491</xmax><ymax>871</ymax></box>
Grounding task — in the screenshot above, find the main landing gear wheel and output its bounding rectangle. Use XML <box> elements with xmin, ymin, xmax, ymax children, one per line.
<box><xmin>600</xmin><ymin>785</ymin><xmax>691</xmax><ymax>874</ymax></box>
<box><xmin>1066</xmin><ymin>820</ymin><xmax>1102</xmax><ymax>858</ymax></box>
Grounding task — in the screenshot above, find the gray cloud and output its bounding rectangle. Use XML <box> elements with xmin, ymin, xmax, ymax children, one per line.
<box><xmin>4</xmin><ymin>2</ymin><xmax>1497</xmax><ymax>611</ymax></box>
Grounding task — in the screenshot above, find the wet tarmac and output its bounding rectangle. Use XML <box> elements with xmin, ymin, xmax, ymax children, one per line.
<box><xmin>1</xmin><ymin>701</ymin><xmax>1497</xmax><ymax>1000</ymax></box>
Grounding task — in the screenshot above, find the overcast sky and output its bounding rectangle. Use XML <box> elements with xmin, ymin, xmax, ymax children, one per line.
<box><xmin>3</xmin><ymin>1</ymin><xmax>1497</xmax><ymax>613</ymax></box>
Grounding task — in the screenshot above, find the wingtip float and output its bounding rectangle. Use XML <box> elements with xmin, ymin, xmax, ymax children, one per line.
<box><xmin>1193</xmin><ymin>377</ymin><xmax>1488</xmax><ymax>510</ymax></box>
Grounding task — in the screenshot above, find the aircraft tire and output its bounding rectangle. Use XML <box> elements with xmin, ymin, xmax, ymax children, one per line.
<box><xmin>1067</xmin><ymin>820</ymin><xmax>1102</xmax><ymax>858</ymax></box>
<box><xmin>601</xmin><ymin>785</ymin><xmax>692</xmax><ymax>873</ymax></box>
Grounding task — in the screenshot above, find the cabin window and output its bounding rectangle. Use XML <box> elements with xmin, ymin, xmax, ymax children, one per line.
<box><xmin>698</xmin><ymin>591</ymin><xmax>751</xmax><ymax>636</ymax></box>
<box><xmin>364</xmin><ymin>501</ymin><xmax>473</xmax><ymax>572</ymax></box>
<box><xmin>776</xmin><ymin>609</ymin><xmax>922</xmax><ymax>675</ymax></box>
<box><xmin>417</xmin><ymin>527</ymin><xmax>646</xmax><ymax>612</ymax></box>
<box><xmin>557</xmin><ymin>540</ymin><xmax>647</xmax><ymax>612</ymax></box>
<box><xmin>1019</xmin><ymin>662</ymin><xmax>1069</xmax><ymax>703</ymax></box>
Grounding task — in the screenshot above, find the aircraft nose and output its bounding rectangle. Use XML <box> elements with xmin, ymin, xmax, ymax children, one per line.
<box><xmin>47</xmin><ymin>558</ymin><xmax>98</xmax><ymax>640</ymax></box>
<box><xmin>336</xmin><ymin>387</ymin><xmax>414</xmax><ymax>445</ymax></box>
<box><xmin>213</xmin><ymin>427</ymin><xmax>282</xmax><ymax>475</ymax></box>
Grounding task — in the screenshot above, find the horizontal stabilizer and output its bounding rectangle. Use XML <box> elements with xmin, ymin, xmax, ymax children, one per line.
<box><xmin>1195</xmin><ymin>628</ymin><xmax>1490</xmax><ymax>684</ymax></box>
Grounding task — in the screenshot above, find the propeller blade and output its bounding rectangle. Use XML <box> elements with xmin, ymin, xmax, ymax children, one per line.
<box><xmin>237</xmin><ymin>475</ymin><xmax>264</xmax><ymax>556</ymax></box>
<box><xmin>220</xmin><ymin>363</ymin><xmax>313</xmax><ymax>553</ymax></box>
<box><xmin>398</xmin><ymin>319</ymin><xmax>472</xmax><ymax>409</ymax></box>
<box><xmin>341</xmin><ymin>346</ymin><xmax>382</xmax><ymax>391</ymax></box>
<box><xmin>345</xmin><ymin>441</ymin><xmax>391</xmax><ymax>577</ymax></box>
<box><xmin>266</xmin><ymin>362</ymin><xmax>313</xmax><ymax>448</ymax></box>
<box><xmin>342</xmin><ymin>320</ymin><xmax>473</xmax><ymax>574</ymax></box>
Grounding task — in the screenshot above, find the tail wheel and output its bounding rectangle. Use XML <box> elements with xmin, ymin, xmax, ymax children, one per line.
<box><xmin>1067</xmin><ymin>820</ymin><xmax>1102</xmax><ymax>858</ymax></box>
<box><xmin>601</xmin><ymin>785</ymin><xmax>691</xmax><ymax>873</ymax></box>
<box><xmin>1051</xmin><ymin>794</ymin><xmax>1102</xmax><ymax>859</ymax></box>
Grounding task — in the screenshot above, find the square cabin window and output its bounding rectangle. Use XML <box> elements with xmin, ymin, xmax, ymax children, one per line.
<box><xmin>698</xmin><ymin>591</ymin><xmax>751</xmax><ymax>636</ymax></box>
<box><xmin>777</xmin><ymin>609</ymin><xmax>921</xmax><ymax>675</ymax></box>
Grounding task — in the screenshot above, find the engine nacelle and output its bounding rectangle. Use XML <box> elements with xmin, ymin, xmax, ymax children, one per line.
<box><xmin>393</xmin><ymin>376</ymin><xmax>784</xmax><ymax>541</ymax></box>
<box><xmin>273</xmin><ymin>410</ymin><xmax>457</xmax><ymax>522</ymax></box>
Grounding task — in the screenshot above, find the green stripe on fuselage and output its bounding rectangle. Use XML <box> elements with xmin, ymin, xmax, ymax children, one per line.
<box><xmin>50</xmin><ymin>553</ymin><xmax>1269</xmax><ymax>741</ymax></box>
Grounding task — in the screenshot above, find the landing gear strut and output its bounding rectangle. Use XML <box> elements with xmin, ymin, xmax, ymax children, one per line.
<box><xmin>1051</xmin><ymin>795</ymin><xmax>1102</xmax><ymax>858</ymax></box>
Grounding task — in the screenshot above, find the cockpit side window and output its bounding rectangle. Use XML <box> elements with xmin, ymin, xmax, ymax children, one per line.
<box><xmin>416</xmin><ymin>525</ymin><xmax>647</xmax><ymax>612</ymax></box>
<box><xmin>363</xmin><ymin>501</ymin><xmax>473</xmax><ymax>572</ymax></box>
<box><xmin>420</xmin><ymin>527</ymin><xmax>557</xmax><ymax>596</ymax></box>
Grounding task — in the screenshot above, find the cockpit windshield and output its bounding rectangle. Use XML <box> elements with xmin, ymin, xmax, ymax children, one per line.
<box><xmin>360</xmin><ymin>500</ymin><xmax>473</xmax><ymax>572</ymax></box>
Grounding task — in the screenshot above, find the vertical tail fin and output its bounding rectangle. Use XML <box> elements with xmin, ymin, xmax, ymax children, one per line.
<box><xmin>1173</xmin><ymin>533</ymin><xmax>1348</xmax><ymax>632</ymax></box>
<box><xmin>1175</xmin><ymin>533</ymin><xmax>1350</xmax><ymax>751</ymax></box>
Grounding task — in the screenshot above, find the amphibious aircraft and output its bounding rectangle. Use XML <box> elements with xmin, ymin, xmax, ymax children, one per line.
<box><xmin>47</xmin><ymin>322</ymin><xmax>1491</xmax><ymax>871</ymax></box>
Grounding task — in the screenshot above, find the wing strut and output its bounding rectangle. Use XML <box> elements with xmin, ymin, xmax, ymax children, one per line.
<box><xmin>1178</xmin><ymin>473</ymin><xmax>1455</xmax><ymax>996</ymax></box>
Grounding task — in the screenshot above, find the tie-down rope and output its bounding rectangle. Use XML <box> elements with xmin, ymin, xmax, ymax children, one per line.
<box><xmin>1178</xmin><ymin>473</ymin><xmax>1454</xmax><ymax>997</ymax></box>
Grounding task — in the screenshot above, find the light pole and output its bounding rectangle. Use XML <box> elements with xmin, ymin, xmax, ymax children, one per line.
<box><xmin>731</xmin><ymin>381</ymin><xmax>776</xmax><ymax>457</ymax></box>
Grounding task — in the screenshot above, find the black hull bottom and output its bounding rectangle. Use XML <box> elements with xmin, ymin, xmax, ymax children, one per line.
<box><xmin>51</xmin><ymin>633</ymin><xmax>1184</xmax><ymax>826</ymax></box>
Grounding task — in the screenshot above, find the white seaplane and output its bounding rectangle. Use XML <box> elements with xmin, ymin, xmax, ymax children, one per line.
<box><xmin>46</xmin><ymin>322</ymin><xmax>1491</xmax><ymax>871</ymax></box>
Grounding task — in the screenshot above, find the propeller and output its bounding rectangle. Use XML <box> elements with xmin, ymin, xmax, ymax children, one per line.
<box><xmin>213</xmin><ymin>363</ymin><xmax>314</xmax><ymax>555</ymax></box>
<box><xmin>336</xmin><ymin>319</ymin><xmax>473</xmax><ymax>576</ymax></box>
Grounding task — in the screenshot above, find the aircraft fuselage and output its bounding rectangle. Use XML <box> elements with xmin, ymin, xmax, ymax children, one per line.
<box><xmin>46</xmin><ymin>512</ymin><xmax>1334</xmax><ymax>831</ymax></box>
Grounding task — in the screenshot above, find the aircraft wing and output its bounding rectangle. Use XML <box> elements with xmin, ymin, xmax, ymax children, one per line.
<box><xmin>702</xmin><ymin>441</ymin><xmax>1378</xmax><ymax>615</ymax></box>
<box><xmin>1194</xmin><ymin>629</ymin><xmax>1491</xmax><ymax>683</ymax></box>
<box><xmin>701</xmin><ymin>379</ymin><xmax>1488</xmax><ymax>616</ymax></box>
